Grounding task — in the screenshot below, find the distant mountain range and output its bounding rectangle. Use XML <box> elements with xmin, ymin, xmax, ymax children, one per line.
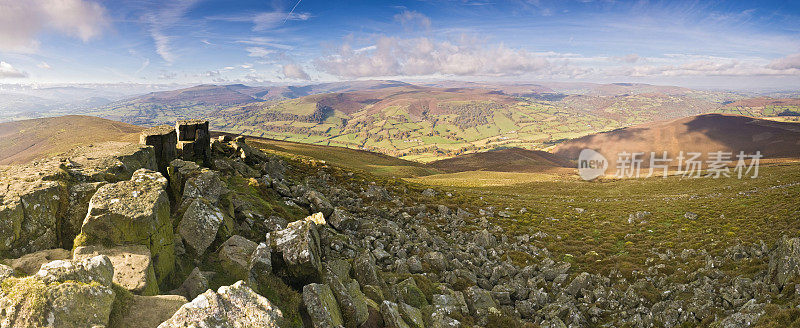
<box><xmin>9</xmin><ymin>80</ymin><xmax>793</xmax><ymax>162</ymax></box>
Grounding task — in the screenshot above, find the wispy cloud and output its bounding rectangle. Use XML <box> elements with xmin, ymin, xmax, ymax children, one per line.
<box><xmin>246</xmin><ymin>47</ymin><xmax>275</xmax><ymax>58</ymax></box>
<box><xmin>206</xmin><ymin>8</ymin><xmax>311</xmax><ymax>32</ymax></box>
<box><xmin>143</xmin><ymin>0</ymin><xmax>199</xmax><ymax>63</ymax></box>
<box><xmin>235</xmin><ymin>37</ymin><xmax>293</xmax><ymax>50</ymax></box>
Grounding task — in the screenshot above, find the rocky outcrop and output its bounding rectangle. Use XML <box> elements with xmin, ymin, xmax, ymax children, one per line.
<box><xmin>158</xmin><ymin>280</ymin><xmax>283</xmax><ymax>328</ymax></box>
<box><xmin>0</xmin><ymin>164</ymin><xmax>67</xmax><ymax>257</ymax></box>
<box><xmin>176</xmin><ymin>119</ymin><xmax>211</xmax><ymax>165</ymax></box>
<box><xmin>74</xmin><ymin>169</ymin><xmax>175</xmax><ymax>285</ymax></box>
<box><xmin>140</xmin><ymin>125</ymin><xmax>178</xmax><ymax>178</ymax></box>
<box><xmin>0</xmin><ymin>141</ymin><xmax>156</xmax><ymax>257</ymax></box>
<box><xmin>0</xmin><ymin>256</ymin><xmax>117</xmax><ymax>328</ymax></box>
<box><xmin>73</xmin><ymin>244</ymin><xmax>159</xmax><ymax>295</ymax></box>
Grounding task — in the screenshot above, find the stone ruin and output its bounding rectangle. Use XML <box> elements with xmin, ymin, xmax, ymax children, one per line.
<box><xmin>176</xmin><ymin>119</ymin><xmax>211</xmax><ymax>165</ymax></box>
<box><xmin>139</xmin><ymin>119</ymin><xmax>211</xmax><ymax>172</ymax></box>
<box><xmin>139</xmin><ymin>125</ymin><xmax>177</xmax><ymax>177</ymax></box>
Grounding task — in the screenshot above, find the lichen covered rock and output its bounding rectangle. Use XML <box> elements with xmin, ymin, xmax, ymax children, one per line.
<box><xmin>0</xmin><ymin>255</ymin><xmax>117</xmax><ymax>328</ymax></box>
<box><xmin>74</xmin><ymin>169</ymin><xmax>174</xmax><ymax>285</ymax></box>
<box><xmin>73</xmin><ymin>244</ymin><xmax>159</xmax><ymax>295</ymax></box>
<box><xmin>218</xmin><ymin>235</ymin><xmax>258</xmax><ymax>281</ymax></box>
<box><xmin>158</xmin><ymin>280</ymin><xmax>283</xmax><ymax>328</ymax></box>
<box><xmin>303</xmin><ymin>283</ymin><xmax>344</xmax><ymax>328</ymax></box>
<box><xmin>177</xmin><ymin>198</ymin><xmax>224</xmax><ymax>256</ymax></box>
<box><xmin>267</xmin><ymin>219</ymin><xmax>322</xmax><ymax>283</ymax></box>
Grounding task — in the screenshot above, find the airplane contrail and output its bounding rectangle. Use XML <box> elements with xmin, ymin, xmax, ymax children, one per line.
<box><xmin>283</xmin><ymin>0</ymin><xmax>302</xmax><ymax>24</ymax></box>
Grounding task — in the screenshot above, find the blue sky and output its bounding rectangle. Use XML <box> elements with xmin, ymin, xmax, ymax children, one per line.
<box><xmin>0</xmin><ymin>0</ymin><xmax>799</xmax><ymax>89</ymax></box>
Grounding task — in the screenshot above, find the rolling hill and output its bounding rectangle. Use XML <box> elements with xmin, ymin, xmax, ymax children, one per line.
<box><xmin>429</xmin><ymin>147</ymin><xmax>573</xmax><ymax>173</ymax></box>
<box><xmin>553</xmin><ymin>113</ymin><xmax>800</xmax><ymax>171</ymax></box>
<box><xmin>74</xmin><ymin>81</ymin><xmax>800</xmax><ymax>162</ymax></box>
<box><xmin>0</xmin><ymin>115</ymin><xmax>143</xmax><ymax>165</ymax></box>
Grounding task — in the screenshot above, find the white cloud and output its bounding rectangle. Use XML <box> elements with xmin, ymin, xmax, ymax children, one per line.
<box><xmin>37</xmin><ymin>61</ymin><xmax>52</xmax><ymax>69</ymax></box>
<box><xmin>315</xmin><ymin>36</ymin><xmax>551</xmax><ymax>78</ymax></box>
<box><xmin>246</xmin><ymin>47</ymin><xmax>275</xmax><ymax>58</ymax></box>
<box><xmin>282</xmin><ymin>63</ymin><xmax>310</xmax><ymax>80</ymax></box>
<box><xmin>394</xmin><ymin>10</ymin><xmax>431</xmax><ymax>31</ymax></box>
<box><xmin>0</xmin><ymin>0</ymin><xmax>110</xmax><ymax>52</ymax></box>
<box><xmin>768</xmin><ymin>53</ymin><xmax>800</xmax><ymax>70</ymax></box>
<box><xmin>0</xmin><ymin>61</ymin><xmax>27</xmax><ymax>78</ymax></box>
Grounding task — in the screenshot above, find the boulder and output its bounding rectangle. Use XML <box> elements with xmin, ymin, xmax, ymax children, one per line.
<box><xmin>397</xmin><ymin>278</ymin><xmax>428</xmax><ymax>308</ymax></box>
<box><xmin>306</xmin><ymin>191</ymin><xmax>334</xmax><ymax>218</ymax></box>
<box><xmin>329</xmin><ymin>208</ymin><xmax>360</xmax><ymax>231</ymax></box>
<box><xmin>167</xmin><ymin>159</ymin><xmax>200</xmax><ymax>202</ymax></box>
<box><xmin>35</xmin><ymin>255</ymin><xmax>114</xmax><ymax>286</ymax></box>
<box><xmin>381</xmin><ymin>301</ymin><xmax>411</xmax><ymax>328</ymax></box>
<box><xmin>116</xmin><ymin>294</ymin><xmax>188</xmax><ymax>328</ymax></box>
<box><xmin>177</xmin><ymin>198</ymin><xmax>224</xmax><ymax>256</ymax></box>
<box><xmin>231</xmin><ymin>137</ymin><xmax>270</xmax><ymax>166</ymax></box>
<box><xmin>267</xmin><ymin>219</ymin><xmax>322</xmax><ymax>283</ymax></box>
<box><xmin>303</xmin><ymin>283</ymin><xmax>345</xmax><ymax>328</ymax></box>
<box><xmin>73</xmin><ymin>244</ymin><xmax>159</xmax><ymax>295</ymax></box>
<box><xmin>768</xmin><ymin>236</ymin><xmax>800</xmax><ymax>289</ymax></box>
<box><xmin>218</xmin><ymin>235</ymin><xmax>258</xmax><ymax>281</ymax></box>
<box><xmin>170</xmin><ymin>267</ymin><xmax>209</xmax><ymax>300</ymax></box>
<box><xmin>75</xmin><ymin>169</ymin><xmax>175</xmax><ymax>284</ymax></box>
<box><xmin>8</xmin><ymin>248</ymin><xmax>71</xmax><ymax>275</ymax></box>
<box><xmin>180</xmin><ymin>169</ymin><xmax>228</xmax><ymax>206</ymax></box>
<box><xmin>0</xmin><ymin>256</ymin><xmax>117</xmax><ymax>328</ymax></box>
<box><xmin>465</xmin><ymin>286</ymin><xmax>498</xmax><ymax>318</ymax></box>
<box><xmin>432</xmin><ymin>288</ymin><xmax>468</xmax><ymax>316</ymax></box>
<box><xmin>249</xmin><ymin>243</ymin><xmax>272</xmax><ymax>282</ymax></box>
<box><xmin>399</xmin><ymin>302</ymin><xmax>425</xmax><ymax>328</ymax></box>
<box><xmin>159</xmin><ymin>280</ymin><xmax>283</xmax><ymax>327</ymax></box>
<box><xmin>0</xmin><ymin>142</ymin><xmax>156</xmax><ymax>257</ymax></box>
<box><xmin>306</xmin><ymin>212</ymin><xmax>327</xmax><ymax>226</ymax></box>
<box><xmin>323</xmin><ymin>265</ymin><xmax>369</xmax><ymax>328</ymax></box>
<box><xmin>353</xmin><ymin>251</ymin><xmax>383</xmax><ymax>289</ymax></box>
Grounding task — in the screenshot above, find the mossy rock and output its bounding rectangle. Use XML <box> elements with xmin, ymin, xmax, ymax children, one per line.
<box><xmin>398</xmin><ymin>278</ymin><xmax>429</xmax><ymax>309</ymax></box>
